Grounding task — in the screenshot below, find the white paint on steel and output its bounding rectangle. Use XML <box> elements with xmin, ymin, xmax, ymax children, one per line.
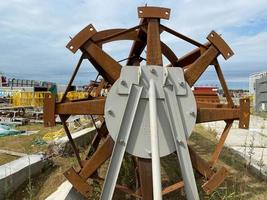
<box><xmin>100</xmin><ymin>85</ymin><xmax>143</xmax><ymax>200</ymax></box>
<box><xmin>104</xmin><ymin>65</ymin><xmax>199</xmax><ymax>199</ymax></box>
<box><xmin>105</xmin><ymin>66</ymin><xmax>197</xmax><ymax>159</ymax></box>
<box><xmin>164</xmin><ymin>85</ymin><xmax>199</xmax><ymax>200</ymax></box>
<box><xmin>149</xmin><ymin>79</ymin><xmax>162</xmax><ymax>200</ymax></box>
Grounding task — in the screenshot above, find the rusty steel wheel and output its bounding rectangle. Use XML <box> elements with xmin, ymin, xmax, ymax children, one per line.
<box><xmin>43</xmin><ymin>6</ymin><xmax>250</xmax><ymax>200</ymax></box>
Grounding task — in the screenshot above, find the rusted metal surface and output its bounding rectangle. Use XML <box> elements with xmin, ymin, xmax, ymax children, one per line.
<box><xmin>196</xmin><ymin>107</ymin><xmax>240</xmax><ymax>123</ymax></box>
<box><xmin>239</xmin><ymin>98</ymin><xmax>250</xmax><ymax>129</ymax></box>
<box><xmin>64</xmin><ymin>167</ymin><xmax>92</xmax><ymax>198</ymax></box>
<box><xmin>207</xmin><ymin>31</ymin><xmax>234</xmax><ymax>60</ymax></box>
<box><xmin>61</xmin><ymin>115</ymin><xmax>83</xmax><ymax>168</ymax></box>
<box><xmin>43</xmin><ymin>93</ymin><xmax>55</xmax><ymax>127</ymax></box>
<box><xmin>146</xmin><ymin>18</ymin><xmax>162</xmax><ymax>66</ymax></box>
<box><xmin>194</xmin><ymin>90</ymin><xmax>220</xmax><ymax>104</ymax></box>
<box><xmin>214</xmin><ymin>60</ymin><xmax>234</xmax><ymax>107</ymax></box>
<box><xmin>56</xmin><ymin>98</ymin><xmax>105</xmax><ymax>115</ymax></box>
<box><xmin>42</xmin><ymin>5</ymin><xmax>250</xmax><ymax>199</ymax></box>
<box><xmin>188</xmin><ymin>145</ymin><xmax>214</xmax><ymax>179</ymax></box>
<box><xmin>79</xmin><ymin>136</ymin><xmax>114</xmax><ymax>178</ymax></box>
<box><xmin>202</xmin><ymin>167</ymin><xmax>228</xmax><ymax>194</ymax></box>
<box><xmin>85</xmin><ymin>42</ymin><xmax>121</xmax><ymax>84</ymax></box>
<box><xmin>66</xmin><ymin>24</ymin><xmax>97</xmax><ymax>54</ymax></box>
<box><xmin>161</xmin><ymin>24</ymin><xmax>206</xmax><ymax>48</ymax></box>
<box><xmin>138</xmin><ymin>6</ymin><xmax>171</xmax><ymax>19</ymax></box>
<box><xmin>138</xmin><ymin>158</ymin><xmax>153</xmax><ymax>200</ymax></box>
<box><xmin>61</xmin><ymin>54</ymin><xmax>85</xmax><ymax>103</ymax></box>
<box><xmin>185</xmin><ymin>45</ymin><xmax>219</xmax><ymax>87</ymax></box>
<box><xmin>162</xmin><ymin>181</ymin><xmax>184</xmax><ymax>195</ymax></box>
<box><xmin>209</xmin><ymin>120</ymin><xmax>233</xmax><ymax>166</ymax></box>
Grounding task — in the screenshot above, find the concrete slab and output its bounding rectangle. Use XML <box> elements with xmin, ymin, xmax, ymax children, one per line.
<box><xmin>46</xmin><ymin>181</ymin><xmax>86</xmax><ymax>200</ymax></box>
<box><xmin>203</xmin><ymin>115</ymin><xmax>267</xmax><ymax>176</ymax></box>
<box><xmin>0</xmin><ymin>154</ymin><xmax>46</xmax><ymax>200</ymax></box>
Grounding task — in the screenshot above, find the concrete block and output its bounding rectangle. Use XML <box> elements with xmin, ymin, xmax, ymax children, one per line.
<box><xmin>46</xmin><ymin>180</ymin><xmax>86</xmax><ymax>200</ymax></box>
<box><xmin>0</xmin><ymin>154</ymin><xmax>46</xmax><ymax>200</ymax></box>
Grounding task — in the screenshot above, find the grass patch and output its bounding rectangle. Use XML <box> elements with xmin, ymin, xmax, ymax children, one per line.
<box><xmin>7</xmin><ymin>124</ymin><xmax>267</xmax><ymax>200</ymax></box>
<box><xmin>0</xmin><ymin>153</ymin><xmax>18</xmax><ymax>165</ymax></box>
<box><xmin>0</xmin><ymin>123</ymin><xmax>62</xmax><ymax>154</ymax></box>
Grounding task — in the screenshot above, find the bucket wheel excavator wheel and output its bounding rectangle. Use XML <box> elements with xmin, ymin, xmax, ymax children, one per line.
<box><xmin>44</xmin><ymin>6</ymin><xmax>250</xmax><ymax>200</ymax></box>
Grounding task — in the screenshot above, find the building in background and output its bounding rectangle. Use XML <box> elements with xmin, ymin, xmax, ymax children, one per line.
<box><xmin>255</xmin><ymin>74</ymin><xmax>267</xmax><ymax>112</ymax></box>
<box><xmin>249</xmin><ymin>71</ymin><xmax>267</xmax><ymax>95</ymax></box>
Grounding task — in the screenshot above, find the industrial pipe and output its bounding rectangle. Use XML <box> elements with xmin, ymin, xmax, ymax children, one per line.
<box><xmin>149</xmin><ymin>79</ymin><xmax>162</xmax><ymax>200</ymax></box>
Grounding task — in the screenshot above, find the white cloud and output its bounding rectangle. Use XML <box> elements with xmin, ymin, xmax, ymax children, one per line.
<box><xmin>0</xmin><ymin>0</ymin><xmax>266</xmax><ymax>87</ymax></box>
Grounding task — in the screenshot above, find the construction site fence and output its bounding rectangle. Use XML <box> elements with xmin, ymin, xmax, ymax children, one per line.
<box><xmin>10</xmin><ymin>91</ymin><xmax>89</xmax><ymax>107</ymax></box>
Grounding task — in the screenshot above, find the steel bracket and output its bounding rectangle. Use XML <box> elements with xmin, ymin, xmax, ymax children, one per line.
<box><xmin>239</xmin><ymin>98</ymin><xmax>250</xmax><ymax>129</ymax></box>
<box><xmin>138</xmin><ymin>6</ymin><xmax>171</xmax><ymax>20</ymax></box>
<box><xmin>66</xmin><ymin>24</ymin><xmax>97</xmax><ymax>53</ymax></box>
<box><xmin>207</xmin><ymin>31</ymin><xmax>234</xmax><ymax>60</ymax></box>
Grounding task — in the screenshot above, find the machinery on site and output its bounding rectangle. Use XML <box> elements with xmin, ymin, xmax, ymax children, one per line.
<box><xmin>44</xmin><ymin>6</ymin><xmax>250</xmax><ymax>200</ymax></box>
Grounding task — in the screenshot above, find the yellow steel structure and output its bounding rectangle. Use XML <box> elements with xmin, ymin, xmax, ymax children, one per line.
<box><xmin>57</xmin><ymin>91</ymin><xmax>89</xmax><ymax>101</ymax></box>
<box><xmin>12</xmin><ymin>91</ymin><xmax>88</xmax><ymax>107</ymax></box>
<box><xmin>12</xmin><ymin>91</ymin><xmax>51</xmax><ymax>107</ymax></box>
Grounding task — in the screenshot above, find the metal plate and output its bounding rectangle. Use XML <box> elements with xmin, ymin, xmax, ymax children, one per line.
<box><xmin>66</xmin><ymin>24</ymin><xmax>96</xmax><ymax>53</ymax></box>
<box><xmin>117</xmin><ymin>66</ymin><xmax>186</xmax><ymax>97</ymax></box>
<box><xmin>207</xmin><ymin>31</ymin><xmax>234</xmax><ymax>60</ymax></box>
<box><xmin>138</xmin><ymin>7</ymin><xmax>171</xmax><ymax>20</ymax></box>
<box><xmin>105</xmin><ymin>65</ymin><xmax>197</xmax><ymax>158</ymax></box>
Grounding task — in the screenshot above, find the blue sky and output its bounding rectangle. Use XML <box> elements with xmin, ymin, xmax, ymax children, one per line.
<box><xmin>0</xmin><ymin>0</ymin><xmax>267</xmax><ymax>89</ymax></box>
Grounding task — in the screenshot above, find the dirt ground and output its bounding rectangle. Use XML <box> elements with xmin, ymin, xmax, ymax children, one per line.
<box><xmin>2</xmin><ymin>124</ymin><xmax>267</xmax><ymax>200</ymax></box>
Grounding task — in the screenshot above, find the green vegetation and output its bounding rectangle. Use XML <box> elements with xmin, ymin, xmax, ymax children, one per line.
<box><xmin>0</xmin><ymin>153</ymin><xmax>18</xmax><ymax>165</ymax></box>
<box><xmin>0</xmin><ymin>123</ymin><xmax>62</xmax><ymax>154</ymax></box>
<box><xmin>3</xmin><ymin>123</ymin><xmax>267</xmax><ymax>199</ymax></box>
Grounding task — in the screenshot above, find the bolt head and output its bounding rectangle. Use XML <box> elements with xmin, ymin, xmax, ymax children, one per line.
<box><xmin>120</xmin><ymin>80</ymin><xmax>127</xmax><ymax>86</ymax></box>
<box><xmin>108</xmin><ymin>109</ymin><xmax>113</xmax><ymax>115</ymax></box>
<box><xmin>190</xmin><ymin>111</ymin><xmax>196</xmax><ymax>117</ymax></box>
<box><xmin>150</xmin><ymin>68</ymin><xmax>156</xmax><ymax>74</ymax></box>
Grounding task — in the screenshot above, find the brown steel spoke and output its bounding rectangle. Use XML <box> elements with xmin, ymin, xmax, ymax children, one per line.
<box><xmin>184</xmin><ymin>45</ymin><xmax>219</xmax><ymax>87</ymax></box>
<box><xmin>94</xmin><ymin>24</ymin><xmax>145</xmax><ymax>44</ymax></box>
<box><xmin>196</xmin><ymin>107</ymin><xmax>240</xmax><ymax>123</ymax></box>
<box><xmin>161</xmin><ymin>24</ymin><xmax>207</xmax><ymax>48</ymax></box>
<box><xmin>93</xmin><ymin>79</ymin><xmax>106</xmax><ymax>97</ymax></box>
<box><xmin>146</xmin><ymin>18</ymin><xmax>163</xmax><ymax>65</ymax></box>
<box><xmin>196</xmin><ymin>102</ymin><xmax>230</xmax><ymax>108</ymax></box>
<box><xmin>64</xmin><ymin>167</ymin><xmax>92</xmax><ymax>198</ymax></box>
<box><xmin>61</xmin><ymin>54</ymin><xmax>84</xmax><ymax>103</ymax></box>
<box><xmin>188</xmin><ymin>145</ymin><xmax>214</xmax><ymax>178</ymax></box>
<box><xmin>170</xmin><ymin>42</ymin><xmax>210</xmax><ymax>68</ymax></box>
<box><xmin>79</xmin><ymin>136</ymin><xmax>114</xmax><ymax>179</ymax></box>
<box><xmin>162</xmin><ymin>181</ymin><xmax>184</xmax><ymax>195</ymax></box>
<box><xmin>138</xmin><ymin>158</ymin><xmax>153</xmax><ymax>200</ymax></box>
<box><xmin>161</xmin><ymin>41</ymin><xmax>179</xmax><ymax>66</ymax></box>
<box><xmin>86</xmin><ymin>119</ymin><xmax>108</xmax><ymax>158</ymax></box>
<box><xmin>214</xmin><ymin>59</ymin><xmax>234</xmax><ymax>107</ymax></box>
<box><xmin>60</xmin><ymin>115</ymin><xmax>83</xmax><ymax>168</ymax></box>
<box><xmin>85</xmin><ymin>42</ymin><xmax>121</xmax><ymax>84</ymax></box>
<box><xmin>86</xmin><ymin>55</ymin><xmax>112</xmax><ymax>83</ymax></box>
<box><xmin>56</xmin><ymin>98</ymin><xmax>105</xmax><ymax>115</ymax></box>
<box><xmin>209</xmin><ymin>120</ymin><xmax>233</xmax><ymax>166</ymax></box>
<box><xmin>202</xmin><ymin>167</ymin><xmax>228</xmax><ymax>195</ymax></box>
<box><xmin>92</xmin><ymin>29</ymin><xmax>139</xmax><ymax>44</ymax></box>
<box><xmin>127</xmin><ymin>18</ymin><xmax>147</xmax><ymax>65</ymax></box>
